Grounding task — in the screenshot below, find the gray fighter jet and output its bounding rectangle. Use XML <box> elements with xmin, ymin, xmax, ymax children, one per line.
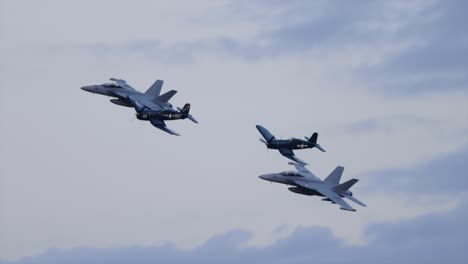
<box><xmin>256</xmin><ymin>125</ymin><xmax>325</xmax><ymax>165</ymax></box>
<box><xmin>259</xmin><ymin>162</ymin><xmax>366</xmax><ymax>212</ymax></box>
<box><xmin>81</xmin><ymin>78</ymin><xmax>198</xmax><ymax>136</ymax></box>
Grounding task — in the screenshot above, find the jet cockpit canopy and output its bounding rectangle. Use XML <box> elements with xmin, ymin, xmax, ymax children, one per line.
<box><xmin>102</xmin><ymin>82</ymin><xmax>122</xmax><ymax>88</ymax></box>
<box><xmin>281</xmin><ymin>171</ymin><xmax>303</xmax><ymax>177</ymax></box>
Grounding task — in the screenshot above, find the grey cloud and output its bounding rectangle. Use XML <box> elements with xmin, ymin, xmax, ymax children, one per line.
<box><xmin>230</xmin><ymin>0</ymin><xmax>468</xmax><ymax>94</ymax></box>
<box><xmin>78</xmin><ymin>1</ymin><xmax>381</xmax><ymax>61</ymax></box>
<box><xmin>343</xmin><ymin>115</ymin><xmax>436</xmax><ymax>134</ymax></box>
<box><xmin>358</xmin><ymin>0</ymin><xmax>468</xmax><ymax>95</ymax></box>
<box><xmin>81</xmin><ymin>0</ymin><xmax>467</xmax><ymax>95</ymax></box>
<box><xmin>3</xmin><ymin>201</ymin><xmax>467</xmax><ymax>264</ymax></box>
<box><xmin>361</xmin><ymin>144</ymin><xmax>468</xmax><ymax>193</ymax></box>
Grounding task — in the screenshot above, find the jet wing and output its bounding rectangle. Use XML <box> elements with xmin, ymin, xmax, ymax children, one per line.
<box><xmin>108</xmin><ymin>89</ymin><xmax>129</xmax><ymax>99</ymax></box>
<box><xmin>121</xmin><ymin>93</ymin><xmax>163</xmax><ymax>111</ymax></box>
<box><xmin>150</xmin><ymin>119</ymin><xmax>180</xmax><ymax>136</ymax></box>
<box><xmin>316</xmin><ymin>188</ymin><xmax>356</xmax><ymax>212</ymax></box>
<box><xmin>279</xmin><ymin>148</ymin><xmax>308</xmax><ymax>165</ymax></box>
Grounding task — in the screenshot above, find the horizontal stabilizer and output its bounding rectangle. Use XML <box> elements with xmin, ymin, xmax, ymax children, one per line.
<box><xmin>315</xmin><ymin>144</ymin><xmax>326</xmax><ymax>152</ymax></box>
<box><xmin>187</xmin><ymin>115</ymin><xmax>199</xmax><ymax>124</ymax></box>
<box><xmin>157</xmin><ymin>90</ymin><xmax>177</xmax><ymax>103</ymax></box>
<box><xmin>344</xmin><ymin>194</ymin><xmax>367</xmax><ymax>207</ymax></box>
<box><xmin>333</xmin><ymin>179</ymin><xmax>358</xmax><ymax>192</ymax></box>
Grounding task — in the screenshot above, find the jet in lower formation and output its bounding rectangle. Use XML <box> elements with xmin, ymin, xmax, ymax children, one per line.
<box><xmin>81</xmin><ymin>78</ymin><xmax>198</xmax><ymax>136</ymax></box>
<box><xmin>256</xmin><ymin>125</ymin><xmax>325</xmax><ymax>165</ymax></box>
<box><xmin>259</xmin><ymin>162</ymin><xmax>366</xmax><ymax>211</ymax></box>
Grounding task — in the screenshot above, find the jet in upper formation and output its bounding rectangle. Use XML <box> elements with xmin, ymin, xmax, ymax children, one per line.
<box><xmin>81</xmin><ymin>78</ymin><xmax>198</xmax><ymax>136</ymax></box>
<box><xmin>256</xmin><ymin>125</ymin><xmax>325</xmax><ymax>165</ymax></box>
<box><xmin>259</xmin><ymin>162</ymin><xmax>366</xmax><ymax>211</ymax></box>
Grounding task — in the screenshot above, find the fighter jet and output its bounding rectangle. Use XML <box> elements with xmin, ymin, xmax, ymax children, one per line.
<box><xmin>81</xmin><ymin>78</ymin><xmax>198</xmax><ymax>136</ymax></box>
<box><xmin>256</xmin><ymin>125</ymin><xmax>325</xmax><ymax>165</ymax></box>
<box><xmin>259</xmin><ymin>162</ymin><xmax>366</xmax><ymax>212</ymax></box>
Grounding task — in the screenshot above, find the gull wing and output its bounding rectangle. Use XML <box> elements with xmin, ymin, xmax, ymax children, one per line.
<box><xmin>156</xmin><ymin>90</ymin><xmax>177</xmax><ymax>103</ymax></box>
<box><xmin>279</xmin><ymin>148</ymin><xmax>308</xmax><ymax>165</ymax></box>
<box><xmin>316</xmin><ymin>188</ymin><xmax>356</xmax><ymax>212</ymax></box>
<box><xmin>149</xmin><ymin>119</ymin><xmax>180</xmax><ymax>136</ymax></box>
<box><xmin>125</xmin><ymin>93</ymin><xmax>163</xmax><ymax>111</ymax></box>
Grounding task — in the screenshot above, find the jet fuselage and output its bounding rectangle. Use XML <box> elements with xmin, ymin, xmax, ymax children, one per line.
<box><xmin>81</xmin><ymin>84</ymin><xmax>130</xmax><ymax>97</ymax></box>
<box><xmin>258</xmin><ymin>173</ymin><xmax>326</xmax><ymax>198</ymax></box>
<box><xmin>81</xmin><ymin>84</ymin><xmax>173</xmax><ymax>108</ymax></box>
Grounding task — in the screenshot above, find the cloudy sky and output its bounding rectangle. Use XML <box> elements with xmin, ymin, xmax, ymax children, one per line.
<box><xmin>1</xmin><ymin>0</ymin><xmax>467</xmax><ymax>263</ymax></box>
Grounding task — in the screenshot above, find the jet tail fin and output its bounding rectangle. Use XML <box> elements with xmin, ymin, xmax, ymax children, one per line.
<box><xmin>180</xmin><ymin>103</ymin><xmax>190</xmax><ymax>114</ymax></box>
<box><xmin>177</xmin><ymin>104</ymin><xmax>199</xmax><ymax>124</ymax></box>
<box><xmin>145</xmin><ymin>80</ymin><xmax>164</xmax><ymax>97</ymax></box>
<box><xmin>324</xmin><ymin>166</ymin><xmax>344</xmax><ymax>184</ymax></box>
<box><xmin>157</xmin><ymin>90</ymin><xmax>177</xmax><ymax>103</ymax></box>
<box><xmin>308</xmin><ymin>132</ymin><xmax>326</xmax><ymax>152</ymax></box>
<box><xmin>309</xmin><ymin>132</ymin><xmax>318</xmax><ymax>144</ymax></box>
<box><xmin>333</xmin><ymin>179</ymin><xmax>358</xmax><ymax>192</ymax></box>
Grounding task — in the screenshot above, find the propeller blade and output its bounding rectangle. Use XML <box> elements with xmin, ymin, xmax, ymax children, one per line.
<box><xmin>259</xmin><ymin>138</ymin><xmax>267</xmax><ymax>144</ymax></box>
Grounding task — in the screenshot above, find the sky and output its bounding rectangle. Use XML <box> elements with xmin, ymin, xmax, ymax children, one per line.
<box><xmin>0</xmin><ymin>0</ymin><xmax>467</xmax><ymax>263</ymax></box>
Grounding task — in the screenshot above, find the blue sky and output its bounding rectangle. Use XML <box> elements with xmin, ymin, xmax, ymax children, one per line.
<box><xmin>1</xmin><ymin>0</ymin><xmax>467</xmax><ymax>263</ymax></box>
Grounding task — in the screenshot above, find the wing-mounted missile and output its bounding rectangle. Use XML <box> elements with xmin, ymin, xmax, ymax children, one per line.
<box><xmin>110</xmin><ymin>77</ymin><xmax>126</xmax><ymax>83</ymax></box>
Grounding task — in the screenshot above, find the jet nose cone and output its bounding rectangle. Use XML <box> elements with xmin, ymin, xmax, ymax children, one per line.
<box><xmin>259</xmin><ymin>174</ymin><xmax>270</xmax><ymax>180</ymax></box>
<box><xmin>81</xmin><ymin>86</ymin><xmax>93</xmax><ymax>92</ymax></box>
